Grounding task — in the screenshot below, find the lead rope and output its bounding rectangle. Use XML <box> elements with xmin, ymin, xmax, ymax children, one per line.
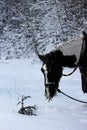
<box><xmin>57</xmin><ymin>89</ymin><xmax>87</xmax><ymax>104</ymax></box>
<box><xmin>62</xmin><ymin>66</ymin><xmax>78</xmax><ymax>76</ymax></box>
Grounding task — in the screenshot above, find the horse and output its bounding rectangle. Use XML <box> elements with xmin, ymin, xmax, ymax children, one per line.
<box><xmin>38</xmin><ymin>31</ymin><xmax>87</xmax><ymax>100</ymax></box>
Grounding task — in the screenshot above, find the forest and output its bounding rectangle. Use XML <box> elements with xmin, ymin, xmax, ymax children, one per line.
<box><xmin>0</xmin><ymin>0</ymin><xmax>87</xmax><ymax>59</ymax></box>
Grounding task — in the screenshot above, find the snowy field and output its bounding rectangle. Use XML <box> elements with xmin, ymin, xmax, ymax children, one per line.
<box><xmin>0</xmin><ymin>59</ymin><xmax>87</xmax><ymax>130</ymax></box>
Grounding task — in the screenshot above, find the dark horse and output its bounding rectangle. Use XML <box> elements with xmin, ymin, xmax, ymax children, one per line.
<box><xmin>38</xmin><ymin>31</ymin><xmax>87</xmax><ymax>100</ymax></box>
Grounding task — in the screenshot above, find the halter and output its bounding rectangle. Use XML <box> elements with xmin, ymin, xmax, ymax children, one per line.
<box><xmin>45</xmin><ymin>82</ymin><xmax>56</xmax><ymax>86</ymax></box>
<box><xmin>45</xmin><ymin>82</ymin><xmax>58</xmax><ymax>88</ymax></box>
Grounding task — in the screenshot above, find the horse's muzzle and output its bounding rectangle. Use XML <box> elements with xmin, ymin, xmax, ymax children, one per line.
<box><xmin>45</xmin><ymin>82</ymin><xmax>58</xmax><ymax>100</ymax></box>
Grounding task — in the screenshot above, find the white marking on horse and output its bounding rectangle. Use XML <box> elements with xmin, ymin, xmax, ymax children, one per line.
<box><xmin>45</xmin><ymin>87</ymin><xmax>50</xmax><ymax>99</ymax></box>
<box><xmin>42</xmin><ymin>64</ymin><xmax>48</xmax><ymax>84</ymax></box>
<box><xmin>42</xmin><ymin>64</ymin><xmax>51</xmax><ymax>99</ymax></box>
<box><xmin>55</xmin><ymin>37</ymin><xmax>83</xmax><ymax>65</ymax></box>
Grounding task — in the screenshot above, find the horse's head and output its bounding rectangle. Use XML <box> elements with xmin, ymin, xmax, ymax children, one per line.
<box><xmin>38</xmin><ymin>51</ymin><xmax>63</xmax><ymax>100</ymax></box>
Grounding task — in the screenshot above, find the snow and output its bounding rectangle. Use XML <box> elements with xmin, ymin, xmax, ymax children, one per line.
<box><xmin>0</xmin><ymin>59</ymin><xmax>87</xmax><ymax>130</ymax></box>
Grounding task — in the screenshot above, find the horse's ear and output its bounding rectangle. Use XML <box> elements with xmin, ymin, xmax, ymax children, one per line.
<box><xmin>82</xmin><ymin>31</ymin><xmax>87</xmax><ymax>38</ymax></box>
<box><xmin>38</xmin><ymin>54</ymin><xmax>45</xmax><ymax>62</ymax></box>
<box><xmin>82</xmin><ymin>31</ymin><xmax>87</xmax><ymax>36</ymax></box>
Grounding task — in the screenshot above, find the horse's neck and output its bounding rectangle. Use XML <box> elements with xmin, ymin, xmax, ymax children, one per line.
<box><xmin>58</xmin><ymin>38</ymin><xmax>83</xmax><ymax>65</ymax></box>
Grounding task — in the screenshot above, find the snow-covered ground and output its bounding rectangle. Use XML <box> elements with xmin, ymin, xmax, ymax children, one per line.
<box><xmin>0</xmin><ymin>59</ymin><xmax>87</xmax><ymax>130</ymax></box>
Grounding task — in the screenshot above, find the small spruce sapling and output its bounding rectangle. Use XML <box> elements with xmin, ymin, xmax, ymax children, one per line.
<box><xmin>17</xmin><ymin>95</ymin><xmax>36</xmax><ymax>116</ymax></box>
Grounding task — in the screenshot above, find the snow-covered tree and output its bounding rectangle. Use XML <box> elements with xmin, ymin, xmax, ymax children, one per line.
<box><xmin>0</xmin><ymin>0</ymin><xmax>87</xmax><ymax>59</ymax></box>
